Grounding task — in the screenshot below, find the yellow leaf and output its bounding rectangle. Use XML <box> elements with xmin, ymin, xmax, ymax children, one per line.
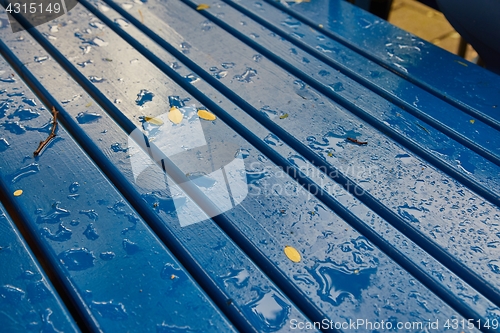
<box><xmin>13</xmin><ymin>189</ymin><xmax>23</xmax><ymax>196</ymax></box>
<box><xmin>168</xmin><ymin>107</ymin><xmax>183</xmax><ymax>124</ymax></box>
<box><xmin>138</xmin><ymin>9</ymin><xmax>144</xmax><ymax>23</ymax></box>
<box><xmin>144</xmin><ymin>116</ymin><xmax>164</xmax><ymax>126</ymax></box>
<box><xmin>284</xmin><ymin>245</ymin><xmax>301</xmax><ymax>263</ymax></box>
<box><xmin>197</xmin><ymin>109</ymin><xmax>217</xmax><ymax>121</ymax></box>
<box><xmin>197</xmin><ymin>4</ymin><xmax>210</xmax><ymax>10</ymax></box>
<box><xmin>469</xmin><ymin>119</ymin><xmax>475</xmax><ymax>124</ymax></box>
<box><xmin>279</xmin><ymin>113</ymin><xmax>289</xmax><ymax>119</ymax></box>
<box><xmin>85</xmin><ymin>102</ymin><xmax>92</xmax><ymax>107</ymax></box>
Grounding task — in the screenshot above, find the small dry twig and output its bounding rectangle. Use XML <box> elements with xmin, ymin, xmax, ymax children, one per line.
<box><xmin>34</xmin><ymin>107</ymin><xmax>58</xmax><ymax>157</ymax></box>
<box><xmin>346</xmin><ymin>137</ymin><xmax>368</xmax><ymax>145</ymax></box>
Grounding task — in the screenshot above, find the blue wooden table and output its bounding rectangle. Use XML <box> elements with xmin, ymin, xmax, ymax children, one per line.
<box><xmin>0</xmin><ymin>0</ymin><xmax>499</xmax><ymax>332</ymax></box>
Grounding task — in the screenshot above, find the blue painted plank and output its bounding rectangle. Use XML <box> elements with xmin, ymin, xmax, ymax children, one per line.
<box><xmin>81</xmin><ymin>0</ymin><xmax>500</xmax><ymax>311</ymax></box>
<box><xmin>269</xmin><ymin>0</ymin><xmax>500</xmax><ymax>128</ymax></box>
<box><xmin>215</xmin><ymin>0</ymin><xmax>500</xmax><ymax>164</ymax></box>
<box><xmin>0</xmin><ymin>12</ymin><xmax>316</xmax><ymax>333</ymax></box>
<box><xmin>70</xmin><ymin>0</ymin><xmax>500</xmax><ymax>329</ymax></box>
<box><xmin>0</xmin><ymin>56</ymin><xmax>235</xmax><ymax>332</ymax></box>
<box><xmin>0</xmin><ymin>202</ymin><xmax>80</xmax><ymax>333</ymax></box>
<box><xmin>2</xmin><ymin>2</ymin><xmax>497</xmax><ymax>332</ymax></box>
<box><xmin>177</xmin><ymin>0</ymin><xmax>500</xmax><ymax>211</ymax></box>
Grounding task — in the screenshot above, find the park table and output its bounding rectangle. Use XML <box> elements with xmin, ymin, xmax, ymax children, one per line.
<box><xmin>0</xmin><ymin>0</ymin><xmax>499</xmax><ymax>332</ymax></box>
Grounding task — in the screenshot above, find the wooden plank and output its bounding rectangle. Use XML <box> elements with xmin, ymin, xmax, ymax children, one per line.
<box><xmin>1</xmin><ymin>2</ymin><xmax>495</xmax><ymax>331</ymax></box>
<box><xmin>214</xmin><ymin>0</ymin><xmax>500</xmax><ymax>164</ymax></box>
<box><xmin>0</xmin><ymin>55</ymin><xmax>236</xmax><ymax>332</ymax></box>
<box><xmin>0</xmin><ymin>14</ymin><xmax>315</xmax><ymax>333</ymax></box>
<box><xmin>73</xmin><ymin>3</ymin><xmax>496</xmax><ymax>314</ymax></box>
<box><xmin>269</xmin><ymin>0</ymin><xmax>500</xmax><ymax>128</ymax></box>
<box><xmin>0</xmin><ymin>202</ymin><xmax>80</xmax><ymax>333</ymax></box>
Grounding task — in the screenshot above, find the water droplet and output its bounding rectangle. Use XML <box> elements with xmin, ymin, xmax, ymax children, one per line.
<box><xmin>89</xmin><ymin>21</ymin><xmax>105</xmax><ymax>29</ymax></box>
<box><xmin>0</xmin><ymin>101</ymin><xmax>9</xmax><ymax>118</ymax></box>
<box><xmin>22</xmin><ymin>98</ymin><xmax>37</xmax><ymax>107</ymax></box>
<box><xmin>221</xmin><ymin>62</ymin><xmax>235</xmax><ymax>69</ymax></box>
<box><xmin>91</xmin><ymin>300</ymin><xmax>128</xmax><ymax>320</ymax></box>
<box><xmin>156</xmin><ymin>323</ymin><xmax>199</xmax><ymax>332</ymax></box>
<box><xmin>10</xmin><ymin>163</ymin><xmax>40</xmax><ymax>183</ymax></box>
<box><xmin>69</xmin><ymin>182</ymin><xmax>80</xmax><ymax>193</ymax></box>
<box><xmin>488</xmin><ymin>260</ymin><xmax>500</xmax><ymax>274</ymax></box>
<box><xmin>246</xmin><ymin>170</ymin><xmax>269</xmax><ymax>185</ymax></box>
<box><xmin>9</xmin><ymin>108</ymin><xmax>40</xmax><ymax>120</ymax></box>
<box><xmin>2</xmin><ymin>120</ymin><xmax>26</xmax><ymax>134</ymax></box>
<box><xmin>76</xmin><ymin>111</ymin><xmax>102</xmax><ymax>124</ymax></box>
<box><xmin>308</xmin><ymin>259</ymin><xmax>376</xmax><ymax>306</ymax></box>
<box><xmin>160</xmin><ymin>262</ymin><xmax>185</xmax><ymax>281</ymax></box>
<box><xmin>234</xmin><ymin>68</ymin><xmax>257</xmax><ymax>82</ymax></box>
<box><xmin>253</xmin><ymin>54</ymin><xmax>262</xmax><ymax>62</ymax></box>
<box><xmin>470</xmin><ymin>245</ymin><xmax>483</xmax><ymax>253</ymax></box>
<box><xmin>77</xmin><ymin>59</ymin><xmax>93</xmax><ymax>67</ymax></box>
<box><xmin>89</xmin><ymin>76</ymin><xmax>104</xmax><ymax>83</ymax></box>
<box><xmin>290</xmin><ymin>32</ymin><xmax>305</xmax><ymax>39</ymax></box>
<box><xmin>79</xmin><ymin>42</ymin><xmax>92</xmax><ymax>54</ymax></box>
<box><xmin>397</xmin><ymin>204</ymin><xmax>428</xmax><ymax>223</ymax></box>
<box><xmin>58</xmin><ymin>248</ymin><xmax>95</xmax><ymax>270</ymax></box>
<box><xmin>316</xmin><ymin>44</ymin><xmax>337</xmax><ymax>53</ymax></box>
<box><xmin>41</xmin><ymin>223</ymin><xmax>72</xmax><ymax>242</ymax></box>
<box><xmin>287</xmin><ymin>154</ymin><xmax>307</xmax><ymax>169</ymax></box>
<box><xmin>235</xmin><ymin>148</ymin><xmax>250</xmax><ymax>159</ymax></box>
<box><xmin>168</xmin><ymin>95</ymin><xmax>184</xmax><ymax>109</ymax></box>
<box><xmin>79</xmin><ymin>209</ymin><xmax>98</xmax><ymax>221</ymax></box>
<box><xmin>111</xmin><ymin>142</ymin><xmax>128</xmax><ymax>152</ymax></box>
<box><xmin>100</xmin><ymin>252</ymin><xmax>115</xmax><ymax>260</ymax></box>
<box><xmin>259</xmin><ymin>106</ymin><xmax>279</xmax><ymax>119</ymax></box>
<box><xmin>37</xmin><ymin>202</ymin><xmax>70</xmax><ymax>224</ymax></box>
<box><xmin>318</xmin><ymin>70</ymin><xmax>330</xmax><ymax>77</ymax></box>
<box><xmin>186</xmin><ymin>172</ymin><xmax>217</xmax><ymax>188</ymax></box>
<box><xmin>329</xmin><ymin>82</ymin><xmax>345</xmax><ymax>92</ymax></box>
<box><xmin>0</xmin><ymin>138</ymin><xmax>10</xmax><ymax>151</ymax></box>
<box><xmin>26</xmin><ymin>280</ymin><xmax>49</xmax><ymax>303</ymax></box>
<box><xmin>114</xmin><ymin>18</ymin><xmax>129</xmax><ymax>27</ymax></box>
<box><xmin>263</xmin><ymin>133</ymin><xmax>283</xmax><ymax>146</ymax></box>
<box><xmin>245</xmin><ymin>288</ymin><xmax>291</xmax><ymax>332</ymax></box>
<box><xmin>184</xmin><ymin>73</ymin><xmax>199</xmax><ymax>83</ymax></box>
<box><xmin>0</xmin><ymin>76</ymin><xmax>15</xmax><ymax>83</ymax></box>
<box><xmin>0</xmin><ymin>285</ymin><xmax>25</xmax><ymax>303</ymax></box>
<box><xmin>34</xmin><ymin>56</ymin><xmax>48</xmax><ymax>63</ymax></box>
<box><xmin>213</xmin><ymin>70</ymin><xmax>228</xmax><ymax>79</ymax></box>
<box><xmin>142</xmin><ymin>192</ymin><xmax>186</xmax><ymax>215</ymax></box>
<box><xmin>123</xmin><ymin>239</ymin><xmax>140</xmax><ymax>255</ymax></box>
<box><xmin>180</xmin><ymin>42</ymin><xmax>191</xmax><ymax>54</ymax></box>
<box><xmin>135</xmin><ymin>89</ymin><xmax>154</xmax><ymax>106</ymax></box>
<box><xmin>395</xmin><ymin>153</ymin><xmax>413</xmax><ymax>164</ymax></box>
<box><xmin>92</xmin><ymin>37</ymin><xmax>108</xmax><ymax>47</ymax></box>
<box><xmin>281</xmin><ymin>18</ymin><xmax>301</xmax><ymax>29</ymax></box>
<box><xmin>222</xmin><ymin>268</ymin><xmax>250</xmax><ymax>288</ymax></box>
<box><xmin>84</xmin><ymin>223</ymin><xmax>99</xmax><ymax>240</ymax></box>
